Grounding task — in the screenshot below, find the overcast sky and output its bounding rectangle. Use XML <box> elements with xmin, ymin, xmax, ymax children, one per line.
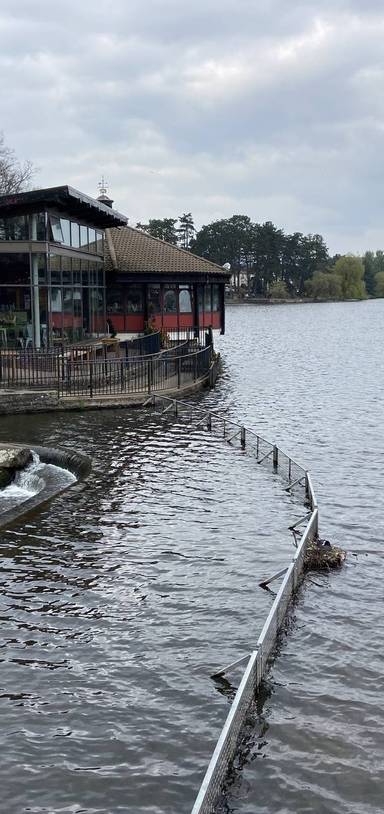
<box><xmin>1</xmin><ymin>0</ymin><xmax>384</xmax><ymax>253</ymax></box>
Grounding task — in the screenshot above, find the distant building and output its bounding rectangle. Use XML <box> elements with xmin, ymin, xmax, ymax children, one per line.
<box><xmin>0</xmin><ymin>185</ymin><xmax>230</xmax><ymax>348</ymax></box>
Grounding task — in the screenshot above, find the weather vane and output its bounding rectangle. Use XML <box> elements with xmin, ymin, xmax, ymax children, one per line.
<box><xmin>98</xmin><ymin>176</ymin><xmax>108</xmax><ymax>196</ymax></box>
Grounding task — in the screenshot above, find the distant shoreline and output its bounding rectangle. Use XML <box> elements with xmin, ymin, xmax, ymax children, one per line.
<box><xmin>226</xmin><ymin>297</ymin><xmax>373</xmax><ymax>306</ymax></box>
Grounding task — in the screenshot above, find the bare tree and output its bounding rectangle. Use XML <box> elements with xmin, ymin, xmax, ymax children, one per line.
<box><xmin>0</xmin><ymin>132</ymin><xmax>35</xmax><ymax>194</ymax></box>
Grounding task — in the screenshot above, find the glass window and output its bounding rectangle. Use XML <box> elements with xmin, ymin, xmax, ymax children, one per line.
<box><xmin>88</xmin><ymin>228</ymin><xmax>96</xmax><ymax>252</ymax></box>
<box><xmin>0</xmin><ymin>253</ymin><xmax>30</xmax><ymax>285</ymax></box>
<box><xmin>72</xmin><ymin>257</ymin><xmax>81</xmax><ymax>284</ymax></box>
<box><xmin>0</xmin><ymin>286</ymin><xmax>32</xmax><ymax>346</ymax></box>
<box><xmin>37</xmin><ymin>254</ymin><xmax>47</xmax><ymax>283</ymax></box>
<box><xmin>49</xmin><ymin>215</ymin><xmax>64</xmax><ymax>243</ymax></box>
<box><xmin>80</xmin><ymin>225</ymin><xmax>88</xmax><ymax>250</ymax></box>
<box><xmin>204</xmin><ymin>286</ymin><xmax>212</xmax><ymax>311</ymax></box>
<box><xmin>29</xmin><ymin>212</ymin><xmax>46</xmax><ymax>240</ymax></box>
<box><xmin>73</xmin><ymin>288</ymin><xmax>82</xmax><ymax>317</ymax></box>
<box><xmin>212</xmin><ymin>284</ymin><xmax>220</xmax><ymax>311</ymax></box>
<box><xmin>81</xmin><ymin>260</ymin><xmax>89</xmax><ymax>287</ymax></box>
<box><xmin>89</xmin><ymin>261</ymin><xmax>98</xmax><ymax>285</ymax></box>
<box><xmin>127</xmin><ymin>285</ymin><xmax>143</xmax><ymax>313</ymax></box>
<box><xmin>148</xmin><ymin>284</ymin><xmax>161</xmax><ymax>314</ymax></box>
<box><xmin>71</xmin><ymin>221</ymin><xmax>80</xmax><ymax>248</ymax></box>
<box><xmin>62</xmin><ymin>256</ymin><xmax>72</xmax><ymax>285</ymax></box>
<box><xmin>107</xmin><ymin>287</ymin><xmax>124</xmax><ymax>314</ymax></box>
<box><xmin>95</xmin><ymin>231</ymin><xmax>104</xmax><ymax>254</ymax></box>
<box><xmin>63</xmin><ymin>289</ymin><xmax>72</xmax><ymax>314</ymax></box>
<box><xmin>179</xmin><ymin>286</ymin><xmax>192</xmax><ymax>313</ymax></box>
<box><xmin>60</xmin><ymin>218</ymin><xmax>71</xmax><ymax>246</ymax></box>
<box><xmin>163</xmin><ymin>287</ymin><xmax>177</xmax><ymax>313</ymax></box>
<box><xmin>197</xmin><ymin>286</ymin><xmax>204</xmax><ymax>312</ymax></box>
<box><xmin>49</xmin><ymin>254</ymin><xmax>61</xmax><ymax>284</ymax></box>
<box><xmin>0</xmin><ymin>215</ymin><xmax>29</xmax><ymax>241</ymax></box>
<box><xmin>51</xmin><ymin>288</ymin><xmax>62</xmax><ymax>313</ymax></box>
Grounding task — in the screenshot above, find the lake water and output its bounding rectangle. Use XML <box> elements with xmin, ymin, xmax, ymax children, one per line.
<box><xmin>0</xmin><ymin>299</ymin><xmax>383</xmax><ymax>814</ymax></box>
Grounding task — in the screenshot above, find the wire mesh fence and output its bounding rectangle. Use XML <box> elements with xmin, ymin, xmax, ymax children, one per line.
<box><xmin>145</xmin><ymin>394</ymin><xmax>318</xmax><ymax>814</ymax></box>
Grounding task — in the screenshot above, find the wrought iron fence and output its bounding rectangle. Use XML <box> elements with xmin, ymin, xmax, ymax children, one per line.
<box><xmin>0</xmin><ymin>337</ymin><xmax>208</xmax><ymax>392</ymax></box>
<box><xmin>58</xmin><ymin>345</ymin><xmax>214</xmax><ymax>397</ymax></box>
<box><xmin>144</xmin><ymin>395</ymin><xmax>318</xmax><ymax>814</ymax></box>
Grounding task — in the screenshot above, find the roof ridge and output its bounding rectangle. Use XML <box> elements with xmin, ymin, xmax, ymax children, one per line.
<box><xmin>108</xmin><ymin>224</ymin><xmax>224</xmax><ymax>271</ymax></box>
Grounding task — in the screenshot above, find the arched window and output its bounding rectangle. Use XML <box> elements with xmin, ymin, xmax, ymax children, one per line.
<box><xmin>179</xmin><ymin>286</ymin><xmax>192</xmax><ymax>312</ymax></box>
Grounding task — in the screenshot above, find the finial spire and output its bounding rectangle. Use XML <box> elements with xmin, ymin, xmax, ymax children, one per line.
<box><xmin>98</xmin><ymin>176</ymin><xmax>108</xmax><ymax>197</ymax></box>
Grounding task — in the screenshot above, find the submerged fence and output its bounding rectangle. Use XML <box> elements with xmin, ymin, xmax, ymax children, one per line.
<box><xmin>145</xmin><ymin>394</ymin><xmax>318</xmax><ymax>814</ymax></box>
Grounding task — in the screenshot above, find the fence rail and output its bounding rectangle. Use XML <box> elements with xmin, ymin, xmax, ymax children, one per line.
<box><xmin>57</xmin><ymin>346</ymin><xmax>213</xmax><ymax>397</ymax></box>
<box><xmin>0</xmin><ymin>340</ymin><xmax>211</xmax><ymax>394</ymax></box>
<box><xmin>145</xmin><ymin>395</ymin><xmax>318</xmax><ymax>814</ymax></box>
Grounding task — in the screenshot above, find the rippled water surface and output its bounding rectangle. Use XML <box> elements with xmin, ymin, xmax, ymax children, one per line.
<box><xmin>0</xmin><ymin>299</ymin><xmax>383</xmax><ymax>814</ymax></box>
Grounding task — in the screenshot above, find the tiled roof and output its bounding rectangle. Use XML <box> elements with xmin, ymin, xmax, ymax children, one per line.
<box><xmin>105</xmin><ymin>226</ymin><xmax>229</xmax><ymax>277</ymax></box>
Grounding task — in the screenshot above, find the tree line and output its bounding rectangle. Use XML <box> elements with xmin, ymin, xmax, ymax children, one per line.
<box><xmin>136</xmin><ymin>213</ymin><xmax>384</xmax><ymax>300</ymax></box>
<box><xmin>0</xmin><ymin>132</ymin><xmax>383</xmax><ymax>300</ymax></box>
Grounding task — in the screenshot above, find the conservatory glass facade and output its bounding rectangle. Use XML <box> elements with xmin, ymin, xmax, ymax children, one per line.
<box><xmin>0</xmin><ymin>187</ymin><xmax>127</xmax><ymax>348</ymax></box>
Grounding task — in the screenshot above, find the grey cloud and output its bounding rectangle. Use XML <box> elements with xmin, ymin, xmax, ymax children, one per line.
<box><xmin>1</xmin><ymin>0</ymin><xmax>384</xmax><ymax>252</ymax></box>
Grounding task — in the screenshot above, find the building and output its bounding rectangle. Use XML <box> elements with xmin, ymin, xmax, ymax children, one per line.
<box><xmin>0</xmin><ymin>185</ymin><xmax>230</xmax><ymax>349</ymax></box>
<box><xmin>0</xmin><ymin>186</ymin><xmax>127</xmax><ymax>348</ymax></box>
<box><xmin>104</xmin><ymin>226</ymin><xmax>229</xmax><ymax>337</ymax></box>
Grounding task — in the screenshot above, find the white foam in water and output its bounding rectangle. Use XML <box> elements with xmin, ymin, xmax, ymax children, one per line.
<box><xmin>0</xmin><ymin>451</ymin><xmax>76</xmax><ymax>512</ymax></box>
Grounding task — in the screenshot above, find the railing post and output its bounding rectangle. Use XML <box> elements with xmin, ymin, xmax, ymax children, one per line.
<box><xmin>89</xmin><ymin>361</ymin><xmax>93</xmax><ymax>398</ymax></box>
<box><xmin>241</xmin><ymin>426</ymin><xmax>246</xmax><ymax>449</ymax></box>
<box><xmin>194</xmin><ymin>353</ymin><xmax>197</xmax><ymax>381</ymax></box>
<box><xmin>177</xmin><ymin>356</ymin><xmax>181</xmax><ymax>388</ymax></box>
<box><xmin>273</xmin><ymin>445</ymin><xmax>278</xmax><ymax>471</ymax></box>
<box><xmin>148</xmin><ymin>359</ymin><xmax>153</xmax><ymax>393</ymax></box>
<box><xmin>120</xmin><ymin>359</ymin><xmax>124</xmax><ymax>392</ymax></box>
<box><xmin>207</xmin><ymin>413</ymin><xmax>212</xmax><ymax>431</ymax></box>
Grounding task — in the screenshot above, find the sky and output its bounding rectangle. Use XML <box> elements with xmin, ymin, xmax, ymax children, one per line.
<box><xmin>1</xmin><ymin>0</ymin><xmax>384</xmax><ymax>254</ymax></box>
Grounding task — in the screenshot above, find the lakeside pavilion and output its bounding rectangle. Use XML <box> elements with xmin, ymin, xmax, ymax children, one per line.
<box><xmin>0</xmin><ymin>185</ymin><xmax>230</xmax><ymax>349</ymax></box>
<box><xmin>104</xmin><ymin>225</ymin><xmax>229</xmax><ymax>339</ymax></box>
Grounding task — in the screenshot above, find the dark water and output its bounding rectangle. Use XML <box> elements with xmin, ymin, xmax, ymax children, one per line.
<box><xmin>213</xmin><ymin>301</ymin><xmax>384</xmax><ymax>814</ymax></box>
<box><xmin>0</xmin><ymin>394</ymin><xmax>297</xmax><ymax>813</ymax></box>
<box><xmin>0</xmin><ymin>299</ymin><xmax>383</xmax><ymax>813</ymax></box>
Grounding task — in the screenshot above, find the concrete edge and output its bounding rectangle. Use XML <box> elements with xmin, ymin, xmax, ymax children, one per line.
<box><xmin>0</xmin><ymin>357</ymin><xmax>222</xmax><ymax>416</ymax></box>
<box><xmin>0</xmin><ymin>444</ymin><xmax>92</xmax><ymax>531</ymax></box>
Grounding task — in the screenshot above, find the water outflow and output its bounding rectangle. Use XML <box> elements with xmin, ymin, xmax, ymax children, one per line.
<box><xmin>0</xmin><ymin>451</ymin><xmax>76</xmax><ymax>513</ymax></box>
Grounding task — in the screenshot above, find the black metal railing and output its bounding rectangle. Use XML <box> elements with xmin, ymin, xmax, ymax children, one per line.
<box><xmin>58</xmin><ymin>345</ymin><xmax>213</xmax><ymax>398</ymax></box>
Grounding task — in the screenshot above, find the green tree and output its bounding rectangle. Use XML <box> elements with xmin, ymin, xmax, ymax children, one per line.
<box><xmin>374</xmin><ymin>271</ymin><xmax>384</xmax><ymax>297</ymax></box>
<box><xmin>269</xmin><ymin>280</ymin><xmax>289</xmax><ymax>299</ymax></box>
<box><xmin>332</xmin><ymin>255</ymin><xmax>366</xmax><ymax>299</ymax></box>
<box><xmin>363</xmin><ymin>251</ymin><xmax>376</xmax><ymax>296</ymax></box>
<box><xmin>135</xmin><ymin>218</ymin><xmax>178</xmax><ymax>244</ymax></box>
<box><xmin>0</xmin><ymin>132</ymin><xmax>35</xmax><ymax>193</ymax></box>
<box><xmin>177</xmin><ymin>213</ymin><xmax>195</xmax><ymax>250</ymax></box>
<box><xmin>305</xmin><ymin>270</ymin><xmax>342</xmax><ymax>300</ymax></box>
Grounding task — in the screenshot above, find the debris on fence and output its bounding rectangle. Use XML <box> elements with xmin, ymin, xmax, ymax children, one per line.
<box><xmin>304</xmin><ymin>537</ymin><xmax>346</xmax><ymax>571</ymax></box>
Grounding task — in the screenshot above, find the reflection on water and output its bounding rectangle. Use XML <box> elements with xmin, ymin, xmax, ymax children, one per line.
<box><xmin>0</xmin><ymin>406</ymin><xmax>297</xmax><ymax>814</ymax></box>
<box><xmin>213</xmin><ymin>300</ymin><xmax>384</xmax><ymax>814</ymax></box>
<box><xmin>0</xmin><ymin>298</ymin><xmax>383</xmax><ymax>814</ymax></box>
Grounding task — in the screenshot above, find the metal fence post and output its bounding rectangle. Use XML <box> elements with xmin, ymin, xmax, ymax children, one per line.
<box><xmin>273</xmin><ymin>445</ymin><xmax>278</xmax><ymax>471</ymax></box>
<box><xmin>241</xmin><ymin>427</ymin><xmax>246</xmax><ymax>449</ymax></box>
<box><xmin>89</xmin><ymin>362</ymin><xmax>93</xmax><ymax>398</ymax></box>
<box><xmin>177</xmin><ymin>357</ymin><xmax>181</xmax><ymax>388</ymax></box>
<box><xmin>148</xmin><ymin>359</ymin><xmax>152</xmax><ymax>393</ymax></box>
